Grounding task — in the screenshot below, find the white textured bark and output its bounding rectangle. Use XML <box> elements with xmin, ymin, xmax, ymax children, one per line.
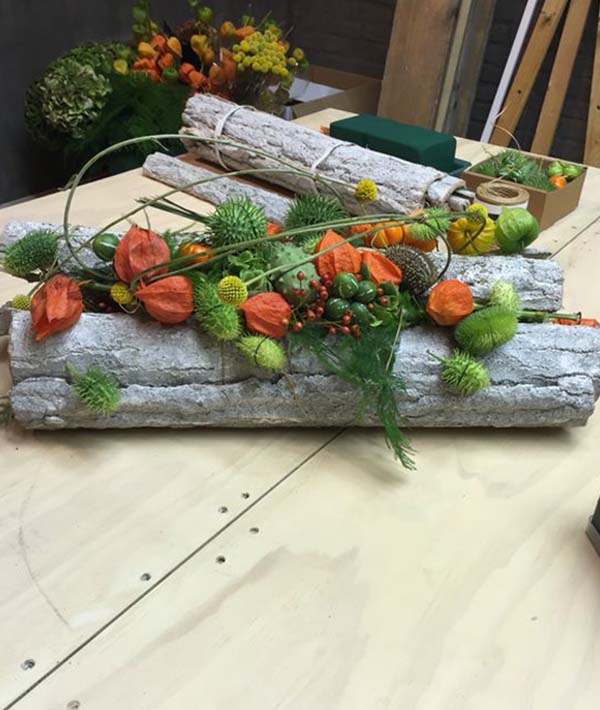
<box><xmin>180</xmin><ymin>95</ymin><xmax>474</xmax><ymax>213</ymax></box>
<box><xmin>6</xmin><ymin>311</ymin><xmax>600</xmax><ymax>430</ymax></box>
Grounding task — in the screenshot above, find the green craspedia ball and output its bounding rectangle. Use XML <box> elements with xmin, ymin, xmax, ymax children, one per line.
<box><xmin>3</xmin><ymin>230</ymin><xmax>58</xmax><ymax>277</ymax></box>
<box><xmin>488</xmin><ymin>280</ymin><xmax>521</xmax><ymax>313</ymax></box>
<box><xmin>11</xmin><ymin>294</ymin><xmax>32</xmax><ymax>310</ymax></box>
<box><xmin>205</xmin><ymin>197</ymin><xmax>267</xmax><ymax>247</ymax></box>
<box><xmin>191</xmin><ymin>275</ymin><xmax>241</xmax><ymax>341</ymax></box>
<box><xmin>69</xmin><ymin>366</ymin><xmax>121</xmax><ymax>415</ymax></box>
<box><xmin>454</xmin><ymin>306</ymin><xmax>518</xmax><ymax>356</ymax></box>
<box><xmin>284</xmin><ymin>194</ymin><xmax>348</xmax><ymax>245</ymax></box>
<box><xmin>237</xmin><ymin>335</ymin><xmax>287</xmax><ymax>372</ymax></box>
<box><xmin>439</xmin><ymin>349</ymin><xmax>490</xmax><ymax>396</ymax></box>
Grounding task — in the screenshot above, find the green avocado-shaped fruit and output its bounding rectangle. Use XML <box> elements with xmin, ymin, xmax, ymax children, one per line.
<box><xmin>562</xmin><ymin>163</ymin><xmax>582</xmax><ymax>181</ymax></box>
<box><xmin>349</xmin><ymin>302</ymin><xmax>373</xmax><ymax>327</ymax></box>
<box><xmin>333</xmin><ymin>272</ymin><xmax>359</xmax><ymax>299</ymax></box>
<box><xmin>325</xmin><ymin>297</ymin><xmax>351</xmax><ymax>320</ymax></box>
<box><xmin>354</xmin><ymin>280</ymin><xmax>377</xmax><ymax>303</ymax></box>
<box><xmin>547</xmin><ymin>161</ymin><xmax>564</xmax><ymax>177</ymax></box>
<box><xmin>92</xmin><ymin>233</ymin><xmax>120</xmax><ymax>261</ymax></box>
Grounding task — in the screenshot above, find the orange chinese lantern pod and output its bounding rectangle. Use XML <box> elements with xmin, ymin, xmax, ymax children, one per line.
<box><xmin>358</xmin><ymin>248</ymin><xmax>402</xmax><ymax>285</ymax></box>
<box><xmin>233</xmin><ymin>25</ymin><xmax>255</xmax><ymax>40</ymax></box>
<box><xmin>133</xmin><ymin>58</ymin><xmax>156</xmax><ymax>71</ymax></box>
<box><xmin>135</xmin><ymin>276</ymin><xmax>193</xmax><ymax>324</ymax></box>
<box><xmin>150</xmin><ymin>34</ymin><xmax>167</xmax><ymax>51</ymax></box>
<box><xmin>315</xmin><ymin>229</ymin><xmax>361</xmax><ymax>278</ymax></box>
<box><xmin>240</xmin><ymin>292</ymin><xmax>291</xmax><ymax>338</ymax></box>
<box><xmin>158</xmin><ymin>53</ymin><xmax>174</xmax><ymax>70</ymax></box>
<box><xmin>30</xmin><ymin>274</ymin><xmax>83</xmax><ymax>340</ymax></box>
<box><xmin>426</xmin><ymin>279</ymin><xmax>474</xmax><ymax>326</ymax></box>
<box><xmin>220</xmin><ymin>49</ymin><xmax>237</xmax><ymax>82</ymax></box>
<box><xmin>179</xmin><ymin>62</ymin><xmax>196</xmax><ymax>82</ymax></box>
<box><xmin>266</xmin><ymin>222</ymin><xmax>282</xmax><ymax>236</ymax></box>
<box><xmin>114</xmin><ymin>226</ymin><xmax>171</xmax><ymax>284</ymax></box>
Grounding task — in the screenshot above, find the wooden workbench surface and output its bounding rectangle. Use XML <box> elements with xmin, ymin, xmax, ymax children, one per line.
<box><xmin>1</xmin><ymin>110</ymin><xmax>600</xmax><ymax>710</ymax></box>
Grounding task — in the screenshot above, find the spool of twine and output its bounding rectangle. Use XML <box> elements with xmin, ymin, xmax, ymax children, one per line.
<box><xmin>476</xmin><ymin>183</ymin><xmax>529</xmax><ymax>218</ymax></box>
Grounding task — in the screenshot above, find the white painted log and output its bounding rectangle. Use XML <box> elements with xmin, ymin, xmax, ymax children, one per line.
<box><xmin>143</xmin><ymin>153</ymin><xmax>293</xmax><ymax>223</ymax></box>
<box><xmin>6</xmin><ymin>311</ymin><xmax>600</xmax><ymax>430</ymax></box>
<box><xmin>180</xmin><ymin>95</ymin><xmax>474</xmax><ymax>213</ymax></box>
<box><xmin>0</xmin><ymin>221</ymin><xmax>564</xmax><ymax>311</ymax></box>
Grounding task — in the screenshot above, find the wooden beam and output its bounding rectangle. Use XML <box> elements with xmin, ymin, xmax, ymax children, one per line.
<box><xmin>532</xmin><ymin>0</ymin><xmax>593</xmax><ymax>154</ymax></box>
<box><xmin>490</xmin><ymin>0</ymin><xmax>569</xmax><ymax>146</ymax></box>
<box><xmin>378</xmin><ymin>0</ymin><xmax>462</xmax><ymax>128</ymax></box>
<box><xmin>435</xmin><ymin>0</ymin><xmax>474</xmax><ymax>131</ymax></box>
<box><xmin>585</xmin><ymin>4</ymin><xmax>600</xmax><ymax>165</ymax></box>
<box><xmin>443</xmin><ymin>0</ymin><xmax>497</xmax><ymax>136</ymax></box>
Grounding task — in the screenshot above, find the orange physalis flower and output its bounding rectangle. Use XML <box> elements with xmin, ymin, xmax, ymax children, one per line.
<box><xmin>30</xmin><ymin>274</ymin><xmax>83</xmax><ymax>340</ymax></box>
<box><xmin>179</xmin><ymin>62</ymin><xmax>196</xmax><ymax>82</ymax></box>
<box><xmin>135</xmin><ymin>276</ymin><xmax>193</xmax><ymax>324</ymax></box>
<box><xmin>240</xmin><ymin>292</ymin><xmax>291</xmax><ymax>338</ymax></box>
<box><xmin>426</xmin><ymin>279</ymin><xmax>474</xmax><ymax>326</ymax></box>
<box><xmin>266</xmin><ymin>222</ymin><xmax>282</xmax><ymax>236</ymax></box>
<box><xmin>314</xmin><ymin>229</ymin><xmax>361</xmax><ymax>277</ymax></box>
<box><xmin>158</xmin><ymin>53</ymin><xmax>174</xmax><ymax>70</ymax></box>
<box><xmin>358</xmin><ymin>248</ymin><xmax>402</xmax><ymax>285</ymax></box>
<box><xmin>114</xmin><ymin>226</ymin><xmax>170</xmax><ymax>284</ymax></box>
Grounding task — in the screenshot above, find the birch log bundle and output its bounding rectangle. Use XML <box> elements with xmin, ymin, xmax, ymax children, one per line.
<box><xmin>0</xmin><ymin>221</ymin><xmax>564</xmax><ymax>311</ymax></box>
<box><xmin>5</xmin><ymin>311</ymin><xmax>600</xmax><ymax>430</ymax></box>
<box><xmin>180</xmin><ymin>94</ymin><xmax>474</xmax><ymax>213</ymax></box>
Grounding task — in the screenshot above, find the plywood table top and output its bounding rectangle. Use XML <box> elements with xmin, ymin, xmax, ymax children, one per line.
<box><xmin>1</xmin><ymin>110</ymin><xmax>600</xmax><ymax>710</ymax></box>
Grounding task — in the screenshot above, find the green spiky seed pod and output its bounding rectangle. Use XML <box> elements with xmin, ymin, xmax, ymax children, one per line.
<box><xmin>284</xmin><ymin>194</ymin><xmax>349</xmax><ymax>246</ymax></box>
<box><xmin>438</xmin><ymin>349</ymin><xmax>490</xmax><ymax>396</ymax></box>
<box><xmin>488</xmin><ymin>280</ymin><xmax>521</xmax><ymax>313</ymax></box>
<box><xmin>237</xmin><ymin>336</ymin><xmax>287</xmax><ymax>372</ymax></box>
<box><xmin>205</xmin><ymin>197</ymin><xmax>267</xmax><ymax>247</ymax></box>
<box><xmin>69</xmin><ymin>366</ymin><xmax>121</xmax><ymax>415</ymax></box>
<box><xmin>454</xmin><ymin>306</ymin><xmax>518</xmax><ymax>356</ymax></box>
<box><xmin>3</xmin><ymin>230</ymin><xmax>58</xmax><ymax>277</ymax></box>
<box><xmin>269</xmin><ymin>243</ymin><xmax>319</xmax><ymax>305</ymax></box>
<box><xmin>11</xmin><ymin>294</ymin><xmax>32</xmax><ymax>310</ymax></box>
<box><xmin>385</xmin><ymin>244</ymin><xmax>436</xmax><ymax>293</ymax></box>
<box><xmin>302</xmin><ymin>235</ymin><xmax>321</xmax><ymax>254</ymax></box>
<box><xmin>191</xmin><ymin>275</ymin><xmax>242</xmax><ymax>341</ymax></box>
<box><xmin>409</xmin><ymin>207</ymin><xmax>453</xmax><ymax>241</ymax></box>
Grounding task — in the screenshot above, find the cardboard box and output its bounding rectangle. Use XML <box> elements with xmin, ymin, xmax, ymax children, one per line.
<box><xmin>462</xmin><ymin>155</ymin><xmax>587</xmax><ymax>231</ymax></box>
<box><xmin>286</xmin><ymin>65</ymin><xmax>380</xmax><ymax>119</ymax></box>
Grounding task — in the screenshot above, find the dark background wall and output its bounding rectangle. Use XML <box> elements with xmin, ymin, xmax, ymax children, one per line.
<box><xmin>0</xmin><ymin>0</ymin><xmax>395</xmax><ymax>205</ymax></box>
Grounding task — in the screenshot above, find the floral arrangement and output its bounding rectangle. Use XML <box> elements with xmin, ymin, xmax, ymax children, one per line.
<box><xmin>25</xmin><ymin>2</ymin><xmax>306</xmax><ymax>177</ymax></box>
<box><xmin>2</xmin><ymin>133</ymin><xmax>597</xmax><ymax>470</ymax></box>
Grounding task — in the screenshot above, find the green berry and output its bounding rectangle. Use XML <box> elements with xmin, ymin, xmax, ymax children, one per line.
<box><xmin>325</xmin><ymin>298</ymin><xmax>350</xmax><ymax>320</ymax></box>
<box><xmin>333</xmin><ymin>272</ymin><xmax>359</xmax><ymax>299</ymax></box>
<box><xmin>92</xmin><ymin>233</ymin><xmax>120</xmax><ymax>261</ymax></box>
<box><xmin>354</xmin><ymin>280</ymin><xmax>377</xmax><ymax>303</ymax></box>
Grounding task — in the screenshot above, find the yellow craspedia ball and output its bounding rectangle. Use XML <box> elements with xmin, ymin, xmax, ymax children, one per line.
<box><xmin>110</xmin><ymin>282</ymin><xmax>135</xmax><ymax>305</ymax></box>
<box><xmin>11</xmin><ymin>294</ymin><xmax>31</xmax><ymax>310</ymax></box>
<box><xmin>354</xmin><ymin>178</ymin><xmax>378</xmax><ymax>203</ymax></box>
<box><xmin>217</xmin><ymin>276</ymin><xmax>248</xmax><ymax>306</ymax></box>
<box><xmin>466</xmin><ymin>202</ymin><xmax>489</xmax><ymax>220</ymax></box>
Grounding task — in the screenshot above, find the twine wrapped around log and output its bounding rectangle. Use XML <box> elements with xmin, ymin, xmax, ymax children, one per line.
<box><xmin>6</xmin><ymin>311</ymin><xmax>600</xmax><ymax>430</ymax></box>
<box><xmin>180</xmin><ymin>95</ymin><xmax>474</xmax><ymax>213</ymax></box>
<box><xmin>0</xmin><ymin>221</ymin><xmax>564</xmax><ymax>312</ymax></box>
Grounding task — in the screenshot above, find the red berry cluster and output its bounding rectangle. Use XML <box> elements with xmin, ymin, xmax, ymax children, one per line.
<box><xmin>291</xmin><ymin>270</ymin><xmax>331</xmax><ymax>333</ymax></box>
